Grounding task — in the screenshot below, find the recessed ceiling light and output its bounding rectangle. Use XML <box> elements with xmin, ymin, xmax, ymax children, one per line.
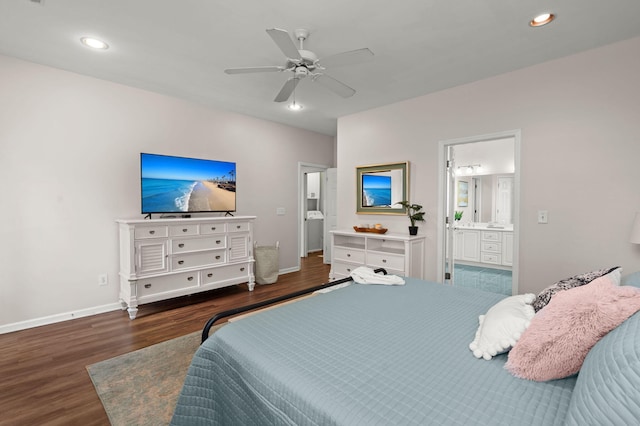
<box><xmin>530</xmin><ymin>13</ymin><xmax>555</xmax><ymax>27</ymax></box>
<box><xmin>288</xmin><ymin>102</ymin><xmax>303</xmax><ymax>111</ymax></box>
<box><xmin>80</xmin><ymin>37</ymin><xmax>109</xmax><ymax>50</ymax></box>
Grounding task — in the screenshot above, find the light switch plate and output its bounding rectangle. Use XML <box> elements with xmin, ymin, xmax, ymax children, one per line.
<box><xmin>538</xmin><ymin>210</ymin><xmax>548</xmax><ymax>224</ymax></box>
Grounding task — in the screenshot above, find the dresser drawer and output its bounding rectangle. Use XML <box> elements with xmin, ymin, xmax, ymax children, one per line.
<box><xmin>332</xmin><ymin>261</ymin><xmax>360</xmax><ymax>277</ymax></box>
<box><xmin>481</xmin><ymin>242</ymin><xmax>501</xmax><ymax>253</ymax></box>
<box><xmin>481</xmin><ymin>252</ymin><xmax>501</xmax><ymax>264</ymax></box>
<box><xmin>333</xmin><ymin>247</ymin><xmax>365</xmax><ymax>263</ymax></box>
<box><xmin>481</xmin><ymin>231</ymin><xmax>501</xmax><ymax>241</ymax></box>
<box><xmin>172</xmin><ymin>236</ymin><xmax>226</xmax><ymax>253</ymax></box>
<box><xmin>134</xmin><ymin>225</ymin><xmax>168</xmax><ymax>239</ymax></box>
<box><xmin>169</xmin><ymin>224</ymin><xmax>199</xmax><ymax>236</ymax></box>
<box><xmin>366</xmin><ymin>252</ymin><xmax>405</xmax><ymax>271</ymax></box>
<box><xmin>206</xmin><ymin>263</ymin><xmax>252</xmax><ymax>282</ymax></box>
<box><xmin>200</xmin><ymin>223</ymin><xmax>227</xmax><ymax>235</ymax></box>
<box><xmin>228</xmin><ymin>222</ymin><xmax>250</xmax><ymax>233</ymax></box>
<box><xmin>137</xmin><ymin>272</ymin><xmax>199</xmax><ymax>297</ymax></box>
<box><xmin>171</xmin><ymin>250</ymin><xmax>226</xmax><ymax>270</ymax></box>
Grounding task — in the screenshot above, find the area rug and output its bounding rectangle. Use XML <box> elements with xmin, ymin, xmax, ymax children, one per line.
<box><xmin>87</xmin><ymin>325</ymin><xmax>224</xmax><ymax>426</ymax></box>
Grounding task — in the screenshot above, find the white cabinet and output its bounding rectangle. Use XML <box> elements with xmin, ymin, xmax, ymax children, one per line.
<box><xmin>117</xmin><ymin>216</ymin><xmax>255</xmax><ymax>319</ymax></box>
<box><xmin>329</xmin><ymin>230</ymin><xmax>425</xmax><ymax>280</ymax></box>
<box><xmin>454</xmin><ymin>227</ymin><xmax>513</xmax><ymax>269</ymax></box>
<box><xmin>454</xmin><ymin>230</ymin><xmax>480</xmax><ymax>262</ymax></box>
<box><xmin>502</xmin><ymin>232</ymin><xmax>514</xmax><ymax>266</ymax></box>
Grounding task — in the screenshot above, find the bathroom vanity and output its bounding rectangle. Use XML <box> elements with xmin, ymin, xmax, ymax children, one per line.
<box><xmin>453</xmin><ymin>223</ymin><xmax>513</xmax><ymax>269</ymax></box>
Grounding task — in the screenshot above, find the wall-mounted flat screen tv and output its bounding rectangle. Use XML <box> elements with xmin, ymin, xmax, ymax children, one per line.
<box><xmin>140</xmin><ymin>153</ymin><xmax>236</xmax><ymax>214</ymax></box>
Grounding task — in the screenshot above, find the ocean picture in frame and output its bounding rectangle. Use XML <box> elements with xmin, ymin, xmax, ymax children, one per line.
<box><xmin>362</xmin><ymin>174</ymin><xmax>392</xmax><ymax>207</ymax></box>
<box><xmin>356</xmin><ymin>161</ymin><xmax>409</xmax><ymax>215</ymax></box>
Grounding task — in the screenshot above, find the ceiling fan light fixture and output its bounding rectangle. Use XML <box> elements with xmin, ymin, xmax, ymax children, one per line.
<box><xmin>529</xmin><ymin>13</ymin><xmax>555</xmax><ymax>27</ymax></box>
<box><xmin>288</xmin><ymin>102</ymin><xmax>303</xmax><ymax>111</ymax></box>
<box><xmin>80</xmin><ymin>37</ymin><xmax>109</xmax><ymax>50</ymax></box>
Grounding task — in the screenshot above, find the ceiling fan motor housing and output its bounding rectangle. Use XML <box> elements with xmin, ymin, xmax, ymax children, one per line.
<box><xmin>295</xmin><ymin>66</ymin><xmax>309</xmax><ymax>78</ymax></box>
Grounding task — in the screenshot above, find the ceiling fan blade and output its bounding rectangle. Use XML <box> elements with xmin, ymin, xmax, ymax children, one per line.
<box><xmin>224</xmin><ymin>66</ymin><xmax>284</xmax><ymax>74</ymax></box>
<box><xmin>314</xmin><ymin>74</ymin><xmax>356</xmax><ymax>98</ymax></box>
<box><xmin>319</xmin><ymin>48</ymin><xmax>374</xmax><ymax>68</ymax></box>
<box><xmin>274</xmin><ymin>77</ymin><xmax>300</xmax><ymax>102</ymax></box>
<box><xmin>266</xmin><ymin>28</ymin><xmax>302</xmax><ymax>61</ymax></box>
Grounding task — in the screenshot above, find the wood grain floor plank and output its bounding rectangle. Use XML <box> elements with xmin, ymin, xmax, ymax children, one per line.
<box><xmin>0</xmin><ymin>254</ymin><xmax>330</xmax><ymax>425</ymax></box>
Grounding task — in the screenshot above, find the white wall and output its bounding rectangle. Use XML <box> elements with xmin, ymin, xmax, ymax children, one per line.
<box><xmin>0</xmin><ymin>55</ymin><xmax>334</xmax><ymax>331</ymax></box>
<box><xmin>337</xmin><ymin>36</ymin><xmax>640</xmax><ymax>294</ymax></box>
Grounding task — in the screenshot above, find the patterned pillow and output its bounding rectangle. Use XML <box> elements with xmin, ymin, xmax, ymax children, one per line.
<box><xmin>531</xmin><ymin>266</ymin><xmax>620</xmax><ymax>312</ymax></box>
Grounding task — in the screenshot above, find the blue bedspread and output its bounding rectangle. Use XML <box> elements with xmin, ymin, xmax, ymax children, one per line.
<box><xmin>172</xmin><ymin>278</ymin><xmax>577</xmax><ymax>425</ymax></box>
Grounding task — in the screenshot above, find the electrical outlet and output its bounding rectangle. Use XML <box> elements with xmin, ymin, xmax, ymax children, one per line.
<box><xmin>538</xmin><ymin>210</ymin><xmax>548</xmax><ymax>224</ymax></box>
<box><xmin>98</xmin><ymin>274</ymin><xmax>109</xmax><ymax>286</ymax></box>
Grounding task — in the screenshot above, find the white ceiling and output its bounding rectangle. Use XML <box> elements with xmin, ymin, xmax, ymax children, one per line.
<box><xmin>2</xmin><ymin>1</ymin><xmax>639</xmax><ymax>136</ymax></box>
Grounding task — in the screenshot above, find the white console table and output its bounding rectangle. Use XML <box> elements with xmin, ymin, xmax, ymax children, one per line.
<box><xmin>329</xmin><ymin>230</ymin><xmax>425</xmax><ymax>281</ymax></box>
<box><xmin>117</xmin><ymin>216</ymin><xmax>255</xmax><ymax>319</ymax></box>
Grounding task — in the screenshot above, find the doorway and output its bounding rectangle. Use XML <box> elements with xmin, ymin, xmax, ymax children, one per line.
<box><xmin>298</xmin><ymin>163</ymin><xmax>331</xmax><ymax>270</ymax></box>
<box><xmin>437</xmin><ymin>130</ymin><xmax>520</xmax><ymax>295</ymax></box>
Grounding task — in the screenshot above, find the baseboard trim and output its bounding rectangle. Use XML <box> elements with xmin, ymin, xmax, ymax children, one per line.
<box><xmin>0</xmin><ymin>302</ymin><xmax>123</xmax><ymax>335</ymax></box>
<box><xmin>1</xmin><ymin>267</ymin><xmax>305</xmax><ymax>334</ymax></box>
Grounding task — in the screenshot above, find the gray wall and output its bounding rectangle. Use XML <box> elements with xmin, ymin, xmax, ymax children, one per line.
<box><xmin>336</xmin><ymin>36</ymin><xmax>640</xmax><ymax>294</ymax></box>
<box><xmin>0</xmin><ymin>54</ymin><xmax>334</xmax><ymax>330</ymax></box>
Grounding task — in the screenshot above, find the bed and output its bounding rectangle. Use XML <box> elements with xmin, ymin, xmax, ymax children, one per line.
<box><xmin>171</xmin><ymin>272</ymin><xmax>640</xmax><ymax>425</ymax></box>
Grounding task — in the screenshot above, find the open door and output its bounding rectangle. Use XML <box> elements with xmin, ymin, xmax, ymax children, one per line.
<box><xmin>323</xmin><ymin>168</ymin><xmax>337</xmax><ymax>264</ymax></box>
<box><xmin>445</xmin><ymin>145</ymin><xmax>457</xmax><ymax>284</ymax></box>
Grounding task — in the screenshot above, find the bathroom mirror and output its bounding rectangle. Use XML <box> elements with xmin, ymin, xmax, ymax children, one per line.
<box><xmin>356</xmin><ymin>162</ymin><xmax>409</xmax><ymax>215</ymax></box>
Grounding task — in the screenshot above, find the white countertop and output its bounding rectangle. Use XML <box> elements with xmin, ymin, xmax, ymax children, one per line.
<box><xmin>451</xmin><ymin>222</ymin><xmax>513</xmax><ymax>231</ymax></box>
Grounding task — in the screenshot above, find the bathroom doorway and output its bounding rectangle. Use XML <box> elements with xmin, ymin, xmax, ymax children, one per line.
<box><xmin>437</xmin><ymin>130</ymin><xmax>520</xmax><ymax>295</ymax></box>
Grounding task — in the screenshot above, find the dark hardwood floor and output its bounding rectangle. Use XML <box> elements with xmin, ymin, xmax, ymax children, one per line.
<box><xmin>0</xmin><ymin>254</ymin><xmax>330</xmax><ymax>426</ymax></box>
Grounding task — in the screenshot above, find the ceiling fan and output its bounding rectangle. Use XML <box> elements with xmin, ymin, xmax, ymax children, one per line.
<box><xmin>224</xmin><ymin>28</ymin><xmax>374</xmax><ymax>103</ymax></box>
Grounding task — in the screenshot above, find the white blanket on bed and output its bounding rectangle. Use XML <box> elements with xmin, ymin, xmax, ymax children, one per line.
<box><xmin>350</xmin><ymin>266</ymin><xmax>405</xmax><ymax>285</ymax></box>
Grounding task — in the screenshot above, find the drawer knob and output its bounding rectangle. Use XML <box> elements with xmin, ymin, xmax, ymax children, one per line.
<box><xmin>178</xmin><ymin>243</ymin><xmax>185</xmax><ymax>248</ymax></box>
<box><xmin>187</xmin><ymin>276</ymin><xmax>194</xmax><ymax>281</ymax></box>
<box><xmin>178</xmin><ymin>260</ymin><xmax>185</xmax><ymax>265</ymax></box>
<box><xmin>236</xmin><ymin>225</ymin><xmax>241</xmax><ymax>229</ymax></box>
<box><xmin>149</xmin><ymin>230</ymin><xmax>155</xmax><ymax>235</ymax></box>
<box><xmin>240</xmin><ymin>267</ymin><xmax>245</xmax><ymax>272</ymax></box>
<box><xmin>144</xmin><ymin>284</ymin><xmax>152</xmax><ymax>289</ymax></box>
<box><xmin>216</xmin><ymin>240</ymin><xmax>221</xmax><ymax>244</ymax></box>
<box><xmin>215</xmin><ymin>255</ymin><xmax>221</xmax><ymax>260</ymax></box>
<box><xmin>182</xmin><ymin>228</ymin><xmax>188</xmax><ymax>232</ymax></box>
<box><xmin>211</xmin><ymin>227</ymin><xmax>216</xmax><ymax>231</ymax></box>
<box><xmin>347</xmin><ymin>253</ymin><xmax>351</xmax><ymax>257</ymax></box>
<box><xmin>347</xmin><ymin>268</ymin><xmax>351</xmax><ymax>272</ymax></box>
<box><xmin>382</xmin><ymin>259</ymin><xmax>387</xmax><ymax>263</ymax></box>
<box><xmin>207</xmin><ymin>273</ymin><xmax>213</xmax><ymax>278</ymax></box>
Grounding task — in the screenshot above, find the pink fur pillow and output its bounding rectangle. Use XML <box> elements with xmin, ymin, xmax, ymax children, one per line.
<box><xmin>505</xmin><ymin>274</ymin><xmax>640</xmax><ymax>381</ymax></box>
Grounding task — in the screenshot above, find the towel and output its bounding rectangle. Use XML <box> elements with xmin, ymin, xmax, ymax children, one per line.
<box><xmin>350</xmin><ymin>266</ymin><xmax>405</xmax><ymax>285</ymax></box>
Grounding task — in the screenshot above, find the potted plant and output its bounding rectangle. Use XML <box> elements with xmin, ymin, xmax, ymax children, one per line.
<box><xmin>397</xmin><ymin>201</ymin><xmax>425</xmax><ymax>235</ymax></box>
<box><xmin>454</xmin><ymin>211</ymin><xmax>463</xmax><ymax>222</ymax></box>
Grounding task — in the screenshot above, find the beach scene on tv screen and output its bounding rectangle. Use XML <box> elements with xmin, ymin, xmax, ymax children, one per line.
<box><xmin>362</xmin><ymin>174</ymin><xmax>392</xmax><ymax>207</ymax></box>
<box><xmin>141</xmin><ymin>154</ymin><xmax>236</xmax><ymax>213</ymax></box>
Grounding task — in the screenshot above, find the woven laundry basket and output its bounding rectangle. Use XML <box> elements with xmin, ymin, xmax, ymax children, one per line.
<box><xmin>254</xmin><ymin>241</ymin><xmax>279</xmax><ymax>284</ymax></box>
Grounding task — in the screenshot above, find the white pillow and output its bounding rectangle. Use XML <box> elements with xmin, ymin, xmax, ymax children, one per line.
<box><xmin>469</xmin><ymin>294</ymin><xmax>535</xmax><ymax>360</ymax></box>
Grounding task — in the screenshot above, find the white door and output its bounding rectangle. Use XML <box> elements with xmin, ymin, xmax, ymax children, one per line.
<box><xmin>324</xmin><ymin>168</ymin><xmax>337</xmax><ymax>264</ymax></box>
<box><xmin>495</xmin><ymin>176</ymin><xmax>514</xmax><ymax>224</ymax></box>
<box><xmin>445</xmin><ymin>145</ymin><xmax>457</xmax><ymax>284</ymax></box>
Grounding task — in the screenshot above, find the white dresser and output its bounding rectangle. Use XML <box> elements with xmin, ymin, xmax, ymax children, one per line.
<box><xmin>329</xmin><ymin>230</ymin><xmax>425</xmax><ymax>281</ymax></box>
<box><xmin>117</xmin><ymin>216</ymin><xmax>255</xmax><ymax>319</ymax></box>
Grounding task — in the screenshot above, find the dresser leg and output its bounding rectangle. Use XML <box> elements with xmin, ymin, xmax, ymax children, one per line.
<box><xmin>127</xmin><ymin>306</ymin><xmax>138</xmax><ymax>320</ymax></box>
